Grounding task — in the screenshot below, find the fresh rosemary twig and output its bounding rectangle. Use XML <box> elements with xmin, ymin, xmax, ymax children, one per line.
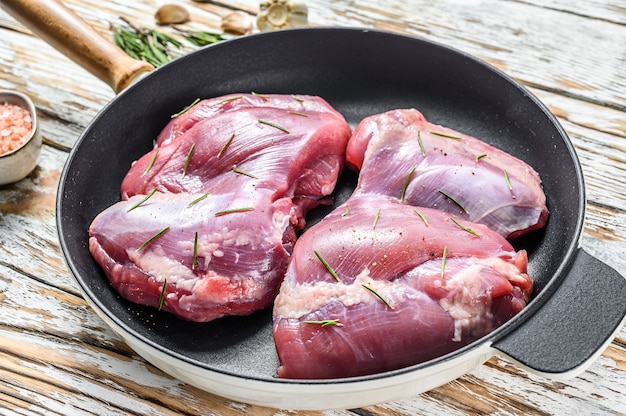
<box><xmin>112</xmin><ymin>18</ymin><xmax>183</xmax><ymax>67</ymax></box>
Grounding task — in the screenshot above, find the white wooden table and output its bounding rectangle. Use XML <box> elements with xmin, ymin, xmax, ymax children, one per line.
<box><xmin>0</xmin><ymin>0</ymin><xmax>624</xmax><ymax>414</ymax></box>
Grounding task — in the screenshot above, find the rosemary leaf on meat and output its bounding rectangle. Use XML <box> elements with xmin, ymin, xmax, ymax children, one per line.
<box><xmin>414</xmin><ymin>209</ymin><xmax>429</xmax><ymax>226</ymax></box>
<box><xmin>417</xmin><ymin>131</ymin><xmax>426</xmax><ymax>156</ymax></box>
<box><xmin>440</xmin><ymin>246</ymin><xmax>448</xmax><ymax>277</ymax></box>
<box><xmin>252</xmin><ymin>92</ymin><xmax>270</xmax><ymax>98</ymax></box>
<box><xmin>258</xmin><ymin>119</ymin><xmax>290</xmax><ymax>133</ymax></box>
<box><xmin>476</xmin><ymin>153</ymin><xmax>487</xmax><ymax>161</ymax></box>
<box><xmin>438</xmin><ymin>190</ymin><xmax>469</xmax><ymax>214</ymax></box>
<box><xmin>314</xmin><ymin>250</ymin><xmax>341</xmax><ymax>282</ymax></box>
<box><xmin>303</xmin><ymin>319</ymin><xmax>343</xmax><ymax>327</ymax></box>
<box><xmin>217</xmin><ymin>133</ymin><xmax>235</xmax><ymax>158</ymax></box>
<box><xmin>158</xmin><ymin>278</ymin><xmax>167</xmax><ymax>310</ymax></box>
<box><xmin>192</xmin><ymin>231</ymin><xmax>199</xmax><ymax>269</ymax></box>
<box><xmin>288</xmin><ymin>111</ymin><xmax>309</xmax><ymax>117</ymax></box>
<box><xmin>182</xmin><ymin>143</ymin><xmax>195</xmax><ymax>178</ymax></box>
<box><xmin>216</xmin><ymin>96</ymin><xmax>243</xmax><ymax>106</ymax></box>
<box><xmin>187</xmin><ymin>192</ymin><xmax>209</xmax><ymax>208</ymax></box>
<box><xmin>431</xmin><ymin>131</ymin><xmax>463</xmax><ymax>140</ymax></box>
<box><xmin>214</xmin><ymin>207</ymin><xmax>255</xmax><ymax>216</ymax></box>
<box><xmin>504</xmin><ymin>169</ymin><xmax>513</xmax><ymax>191</ymax></box>
<box><xmin>341</xmin><ymin>207</ymin><xmax>349</xmax><ymax>217</ymax></box>
<box><xmin>292</xmin><ymin>95</ymin><xmax>305</xmax><ymax>103</ymax></box>
<box><xmin>144</xmin><ymin>150</ymin><xmax>159</xmax><ymax>175</ymax></box>
<box><xmin>127</xmin><ymin>188</ymin><xmax>157</xmax><ymax>212</ymax></box>
<box><xmin>400</xmin><ymin>167</ymin><xmax>417</xmax><ymax>202</ymax></box>
<box><xmin>171</xmin><ymin>98</ymin><xmax>200</xmax><ymax>118</ymax></box>
<box><xmin>361</xmin><ymin>284</ymin><xmax>394</xmax><ymax>310</ymax></box>
<box><xmin>233</xmin><ymin>167</ymin><xmax>258</xmax><ymax>178</ymax></box>
<box><xmin>137</xmin><ymin>226</ymin><xmax>171</xmax><ymax>252</ymax></box>
<box><xmin>450</xmin><ymin>217</ymin><xmax>481</xmax><ymax>236</ymax></box>
<box><xmin>373</xmin><ymin>208</ymin><xmax>381</xmax><ymax>229</ymax></box>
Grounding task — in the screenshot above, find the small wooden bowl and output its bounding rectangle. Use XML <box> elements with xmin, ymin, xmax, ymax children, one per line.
<box><xmin>0</xmin><ymin>90</ymin><xmax>42</xmax><ymax>185</ymax></box>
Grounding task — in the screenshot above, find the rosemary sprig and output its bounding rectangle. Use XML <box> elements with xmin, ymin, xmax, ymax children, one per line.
<box><xmin>450</xmin><ymin>217</ymin><xmax>481</xmax><ymax>236</ymax></box>
<box><xmin>175</xmin><ymin>27</ymin><xmax>226</xmax><ymax>46</ymax></box>
<box><xmin>144</xmin><ymin>150</ymin><xmax>159</xmax><ymax>175</ymax></box>
<box><xmin>414</xmin><ymin>209</ymin><xmax>429</xmax><ymax>226</ymax></box>
<box><xmin>303</xmin><ymin>319</ymin><xmax>343</xmax><ymax>327</ymax></box>
<box><xmin>192</xmin><ymin>231</ymin><xmax>199</xmax><ymax>269</ymax></box>
<box><xmin>504</xmin><ymin>169</ymin><xmax>513</xmax><ymax>191</ymax></box>
<box><xmin>158</xmin><ymin>278</ymin><xmax>167</xmax><ymax>310</ymax></box>
<box><xmin>288</xmin><ymin>111</ymin><xmax>309</xmax><ymax>117</ymax></box>
<box><xmin>182</xmin><ymin>143</ymin><xmax>195</xmax><ymax>178</ymax></box>
<box><xmin>258</xmin><ymin>119</ymin><xmax>289</xmax><ymax>133</ymax></box>
<box><xmin>431</xmin><ymin>131</ymin><xmax>463</xmax><ymax>140</ymax></box>
<box><xmin>441</xmin><ymin>246</ymin><xmax>448</xmax><ymax>277</ymax></box>
<box><xmin>214</xmin><ymin>207</ymin><xmax>255</xmax><ymax>216</ymax></box>
<box><xmin>438</xmin><ymin>190</ymin><xmax>469</xmax><ymax>214</ymax></box>
<box><xmin>171</xmin><ymin>98</ymin><xmax>200</xmax><ymax>118</ymax></box>
<box><xmin>127</xmin><ymin>188</ymin><xmax>157</xmax><ymax>212</ymax></box>
<box><xmin>476</xmin><ymin>153</ymin><xmax>487</xmax><ymax>161</ymax></box>
<box><xmin>373</xmin><ymin>208</ymin><xmax>381</xmax><ymax>229</ymax></box>
<box><xmin>187</xmin><ymin>192</ymin><xmax>209</xmax><ymax>208</ymax></box>
<box><xmin>361</xmin><ymin>284</ymin><xmax>394</xmax><ymax>310</ymax></box>
<box><xmin>400</xmin><ymin>167</ymin><xmax>417</xmax><ymax>202</ymax></box>
<box><xmin>233</xmin><ymin>167</ymin><xmax>258</xmax><ymax>179</ymax></box>
<box><xmin>417</xmin><ymin>131</ymin><xmax>426</xmax><ymax>156</ymax></box>
<box><xmin>313</xmin><ymin>250</ymin><xmax>340</xmax><ymax>282</ymax></box>
<box><xmin>137</xmin><ymin>227</ymin><xmax>171</xmax><ymax>252</ymax></box>
<box><xmin>112</xmin><ymin>19</ymin><xmax>183</xmax><ymax>67</ymax></box>
<box><xmin>217</xmin><ymin>133</ymin><xmax>235</xmax><ymax>158</ymax></box>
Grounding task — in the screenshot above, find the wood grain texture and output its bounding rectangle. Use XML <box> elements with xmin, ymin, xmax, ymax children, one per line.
<box><xmin>0</xmin><ymin>0</ymin><xmax>624</xmax><ymax>414</ymax></box>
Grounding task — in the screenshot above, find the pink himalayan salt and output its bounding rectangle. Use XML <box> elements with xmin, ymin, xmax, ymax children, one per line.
<box><xmin>0</xmin><ymin>102</ymin><xmax>33</xmax><ymax>155</ymax></box>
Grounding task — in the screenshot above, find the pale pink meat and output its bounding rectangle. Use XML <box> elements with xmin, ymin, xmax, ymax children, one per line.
<box><xmin>90</xmin><ymin>191</ymin><xmax>293</xmax><ymax>322</ymax></box>
<box><xmin>89</xmin><ymin>94</ymin><xmax>352</xmax><ymax>321</ymax></box>
<box><xmin>273</xmin><ymin>195</ymin><xmax>532</xmax><ymax>379</ymax></box>
<box><xmin>346</xmin><ymin>109</ymin><xmax>548</xmax><ymax>239</ymax></box>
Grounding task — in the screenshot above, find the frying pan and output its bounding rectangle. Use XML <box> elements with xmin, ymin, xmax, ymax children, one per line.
<box><xmin>4</xmin><ymin>0</ymin><xmax>625</xmax><ymax>410</ymax></box>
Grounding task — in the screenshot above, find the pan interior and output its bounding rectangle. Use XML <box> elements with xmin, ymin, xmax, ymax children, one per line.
<box><xmin>57</xmin><ymin>28</ymin><xmax>584</xmax><ymax>381</ymax></box>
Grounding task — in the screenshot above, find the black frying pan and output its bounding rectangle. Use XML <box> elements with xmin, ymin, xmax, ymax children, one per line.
<box><xmin>4</xmin><ymin>0</ymin><xmax>625</xmax><ymax>410</ymax></box>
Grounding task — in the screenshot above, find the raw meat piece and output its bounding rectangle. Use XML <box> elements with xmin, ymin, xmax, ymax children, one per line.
<box><xmin>121</xmin><ymin>94</ymin><xmax>352</xmax><ymax>215</ymax></box>
<box><xmin>90</xmin><ymin>93</ymin><xmax>352</xmax><ymax>321</ymax></box>
<box><xmin>89</xmin><ymin>190</ymin><xmax>293</xmax><ymax>322</ymax></box>
<box><xmin>273</xmin><ymin>195</ymin><xmax>532</xmax><ymax>379</ymax></box>
<box><xmin>346</xmin><ymin>109</ymin><xmax>548</xmax><ymax>239</ymax></box>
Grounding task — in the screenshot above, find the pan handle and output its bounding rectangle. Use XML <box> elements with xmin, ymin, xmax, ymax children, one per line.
<box><xmin>492</xmin><ymin>248</ymin><xmax>626</xmax><ymax>378</ymax></box>
<box><xmin>0</xmin><ymin>0</ymin><xmax>154</xmax><ymax>93</ymax></box>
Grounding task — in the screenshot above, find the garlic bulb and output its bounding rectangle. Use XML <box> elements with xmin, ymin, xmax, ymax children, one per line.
<box><xmin>257</xmin><ymin>0</ymin><xmax>308</xmax><ymax>31</ymax></box>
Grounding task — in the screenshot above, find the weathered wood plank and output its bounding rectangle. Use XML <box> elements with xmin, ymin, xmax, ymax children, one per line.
<box><xmin>0</xmin><ymin>0</ymin><xmax>624</xmax><ymax>414</ymax></box>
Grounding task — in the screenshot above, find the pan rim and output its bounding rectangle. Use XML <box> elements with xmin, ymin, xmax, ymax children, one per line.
<box><xmin>56</xmin><ymin>26</ymin><xmax>586</xmax><ymax>386</ymax></box>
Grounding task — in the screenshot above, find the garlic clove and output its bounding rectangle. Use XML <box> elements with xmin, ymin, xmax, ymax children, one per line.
<box><xmin>155</xmin><ymin>4</ymin><xmax>190</xmax><ymax>26</ymax></box>
<box><xmin>221</xmin><ymin>11</ymin><xmax>254</xmax><ymax>35</ymax></box>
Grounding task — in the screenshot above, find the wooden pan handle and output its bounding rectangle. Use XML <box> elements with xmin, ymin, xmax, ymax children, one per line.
<box><xmin>0</xmin><ymin>0</ymin><xmax>154</xmax><ymax>93</ymax></box>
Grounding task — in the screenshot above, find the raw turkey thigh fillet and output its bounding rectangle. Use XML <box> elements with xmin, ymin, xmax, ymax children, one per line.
<box><xmin>273</xmin><ymin>195</ymin><xmax>533</xmax><ymax>379</ymax></box>
<box><xmin>89</xmin><ymin>94</ymin><xmax>352</xmax><ymax>322</ymax></box>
